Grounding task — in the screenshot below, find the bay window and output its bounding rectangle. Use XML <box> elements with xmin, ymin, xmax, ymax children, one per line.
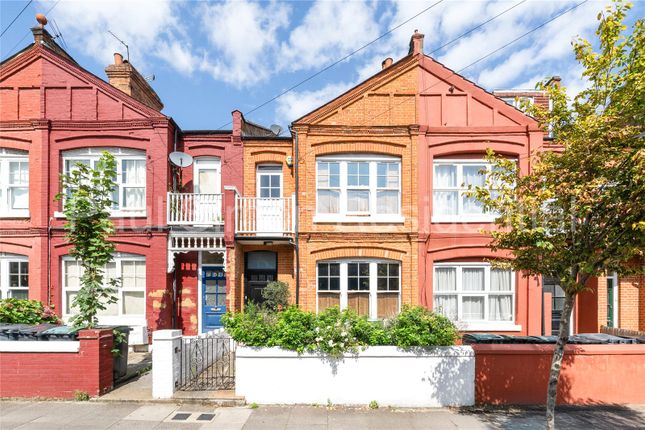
<box><xmin>62</xmin><ymin>147</ymin><xmax>146</xmax><ymax>216</ymax></box>
<box><xmin>433</xmin><ymin>263</ymin><xmax>518</xmax><ymax>330</ymax></box>
<box><xmin>0</xmin><ymin>254</ymin><xmax>29</xmax><ymax>299</ymax></box>
<box><xmin>0</xmin><ymin>149</ymin><xmax>29</xmax><ymax>217</ymax></box>
<box><xmin>317</xmin><ymin>260</ymin><xmax>400</xmax><ymax>319</ymax></box>
<box><xmin>315</xmin><ymin>155</ymin><xmax>402</xmax><ymax>222</ymax></box>
<box><xmin>432</xmin><ymin>160</ymin><xmax>500</xmax><ymax>222</ymax></box>
<box><xmin>63</xmin><ymin>253</ymin><xmax>146</xmax><ymax>324</ymax></box>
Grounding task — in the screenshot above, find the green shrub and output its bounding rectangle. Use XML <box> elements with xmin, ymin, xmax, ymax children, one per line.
<box><xmin>223</xmin><ymin>304</ymin><xmax>458</xmax><ymax>356</ymax></box>
<box><xmin>221</xmin><ymin>303</ymin><xmax>273</xmax><ymax>346</ymax></box>
<box><xmin>269</xmin><ymin>305</ymin><xmax>315</xmax><ymax>353</ymax></box>
<box><xmin>388</xmin><ymin>305</ymin><xmax>459</xmax><ymax>347</ymax></box>
<box><xmin>261</xmin><ymin>281</ymin><xmax>290</xmax><ymax>312</ymax></box>
<box><xmin>0</xmin><ymin>299</ymin><xmax>60</xmax><ymax>325</ymax></box>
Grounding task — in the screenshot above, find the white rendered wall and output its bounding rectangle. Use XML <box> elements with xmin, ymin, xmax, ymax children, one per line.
<box><xmin>235</xmin><ymin>346</ymin><xmax>475</xmax><ymax>407</ymax></box>
<box><xmin>152</xmin><ymin>329</ymin><xmax>182</xmax><ymax>399</ymax></box>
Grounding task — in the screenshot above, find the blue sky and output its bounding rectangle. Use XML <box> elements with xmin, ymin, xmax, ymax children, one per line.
<box><xmin>1</xmin><ymin>0</ymin><xmax>642</xmax><ymax>131</ymax></box>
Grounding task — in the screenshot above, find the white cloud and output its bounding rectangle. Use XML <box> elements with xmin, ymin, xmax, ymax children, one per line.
<box><xmin>275</xmin><ymin>81</ymin><xmax>355</xmax><ymax>125</ymax></box>
<box><xmin>279</xmin><ymin>0</ymin><xmax>380</xmax><ymax>72</ymax></box>
<box><xmin>39</xmin><ymin>0</ymin><xmax>182</xmax><ymax>74</ymax></box>
<box><xmin>199</xmin><ymin>0</ymin><xmax>290</xmax><ymax>86</ymax></box>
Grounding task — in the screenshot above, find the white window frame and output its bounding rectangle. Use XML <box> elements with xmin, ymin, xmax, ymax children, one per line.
<box><xmin>0</xmin><ymin>148</ymin><xmax>29</xmax><ymax>218</ymax></box>
<box><xmin>314</xmin><ymin>154</ymin><xmax>403</xmax><ymax>223</ymax></box>
<box><xmin>62</xmin><ymin>253</ymin><xmax>146</xmax><ymax>326</ymax></box>
<box><xmin>256</xmin><ymin>164</ymin><xmax>283</xmax><ymax>198</ymax></box>
<box><xmin>433</xmin><ymin>262</ymin><xmax>521</xmax><ymax>331</ymax></box>
<box><xmin>0</xmin><ymin>253</ymin><xmax>29</xmax><ymax>300</ymax></box>
<box><xmin>57</xmin><ymin>147</ymin><xmax>146</xmax><ymax>218</ymax></box>
<box><xmin>432</xmin><ymin>159</ymin><xmax>500</xmax><ymax>223</ymax></box>
<box><xmin>315</xmin><ymin>259</ymin><xmax>401</xmax><ymax>320</ymax></box>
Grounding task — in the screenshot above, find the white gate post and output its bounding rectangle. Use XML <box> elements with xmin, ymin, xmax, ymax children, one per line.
<box><xmin>152</xmin><ymin>329</ymin><xmax>182</xmax><ymax>399</ymax></box>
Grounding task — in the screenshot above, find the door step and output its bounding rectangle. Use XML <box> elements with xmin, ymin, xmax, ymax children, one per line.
<box><xmin>173</xmin><ymin>390</ymin><xmax>245</xmax><ymax>406</ymax></box>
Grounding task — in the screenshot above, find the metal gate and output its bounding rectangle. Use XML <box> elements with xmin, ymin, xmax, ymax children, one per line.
<box><xmin>178</xmin><ymin>333</ymin><xmax>235</xmax><ymax>391</ymax></box>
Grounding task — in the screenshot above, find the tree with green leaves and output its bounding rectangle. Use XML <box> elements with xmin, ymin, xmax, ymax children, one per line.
<box><xmin>470</xmin><ymin>2</ymin><xmax>644</xmax><ymax>428</ymax></box>
<box><xmin>56</xmin><ymin>152</ymin><xmax>120</xmax><ymax>329</ymax></box>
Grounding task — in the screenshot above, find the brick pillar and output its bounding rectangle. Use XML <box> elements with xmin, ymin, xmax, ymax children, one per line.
<box><xmin>78</xmin><ymin>329</ymin><xmax>114</xmax><ymax>396</ymax></box>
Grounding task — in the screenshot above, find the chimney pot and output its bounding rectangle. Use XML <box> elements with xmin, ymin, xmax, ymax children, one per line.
<box><xmin>35</xmin><ymin>13</ymin><xmax>47</xmax><ymax>28</ymax></box>
<box><xmin>114</xmin><ymin>52</ymin><xmax>124</xmax><ymax>65</ymax></box>
<box><xmin>382</xmin><ymin>57</ymin><xmax>393</xmax><ymax>69</ymax></box>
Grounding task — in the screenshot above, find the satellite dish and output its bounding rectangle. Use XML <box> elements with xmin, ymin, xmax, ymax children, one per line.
<box><xmin>270</xmin><ymin>124</ymin><xmax>283</xmax><ymax>136</ymax></box>
<box><xmin>169</xmin><ymin>151</ymin><xmax>193</xmax><ymax>168</ymax></box>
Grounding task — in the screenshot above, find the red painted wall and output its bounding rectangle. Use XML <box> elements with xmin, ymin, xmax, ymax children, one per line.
<box><xmin>473</xmin><ymin>344</ymin><xmax>645</xmax><ymax>405</ymax></box>
<box><xmin>416</xmin><ymin>56</ymin><xmax>546</xmax><ymax>334</ymax></box>
<box><xmin>0</xmin><ymin>329</ymin><xmax>114</xmax><ymax>399</ymax></box>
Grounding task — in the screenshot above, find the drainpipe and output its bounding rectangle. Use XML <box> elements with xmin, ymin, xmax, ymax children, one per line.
<box><xmin>289</xmin><ymin>125</ymin><xmax>300</xmax><ymax>305</ymax></box>
<box><xmin>47</xmin><ymin>217</ymin><xmax>53</xmax><ymax>306</ymax></box>
<box><xmin>171</xmin><ymin>125</ymin><xmax>178</xmax><ymax>329</ymax></box>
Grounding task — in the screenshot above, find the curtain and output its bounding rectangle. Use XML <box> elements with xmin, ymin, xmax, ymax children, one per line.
<box><xmin>434</xmin><ymin>267</ymin><xmax>456</xmax><ymax>291</ymax></box>
<box><xmin>317</xmin><ymin>190</ymin><xmax>340</xmax><ymax>213</ymax></box>
<box><xmin>434</xmin><ymin>165</ymin><xmax>456</xmax><ymax>187</ymax></box>
<box><xmin>9</xmin><ymin>161</ymin><xmax>29</xmax><ymax>209</ymax></box>
<box><xmin>347</xmin><ymin>190</ymin><xmax>369</xmax><ymax>212</ymax></box>
<box><xmin>463</xmin><ymin>165</ymin><xmax>485</xmax><ymax>187</ymax></box>
<box><xmin>463</xmin><ymin>268</ymin><xmax>484</xmax><ymax>291</ymax></box>
<box><xmin>434</xmin><ymin>295</ymin><xmax>457</xmax><ymax>320</ymax></box>
<box><xmin>123</xmin><ymin>160</ymin><xmax>145</xmax><ymax>209</ymax></box>
<box><xmin>489</xmin><ymin>296</ymin><xmax>513</xmax><ymax>321</ymax></box>
<box><xmin>433</xmin><ymin>191</ymin><xmax>458</xmax><ymax>215</ymax></box>
<box><xmin>462</xmin><ymin>296</ymin><xmax>484</xmax><ymax>320</ymax></box>
<box><xmin>377</xmin><ymin>190</ymin><xmax>397</xmax><ymax>214</ymax></box>
<box><xmin>462</xmin><ymin>195</ymin><xmax>485</xmax><ymax>214</ymax></box>
<box><xmin>491</xmin><ymin>269</ymin><xmax>512</xmax><ymax>291</ymax></box>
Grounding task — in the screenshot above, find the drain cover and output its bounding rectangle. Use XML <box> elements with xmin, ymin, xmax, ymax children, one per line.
<box><xmin>172</xmin><ymin>413</ymin><xmax>191</xmax><ymax>421</ymax></box>
<box><xmin>197</xmin><ymin>413</ymin><xmax>216</xmax><ymax>421</ymax></box>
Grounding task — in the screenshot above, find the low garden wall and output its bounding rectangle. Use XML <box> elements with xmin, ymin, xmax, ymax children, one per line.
<box><xmin>473</xmin><ymin>344</ymin><xmax>645</xmax><ymax>405</ymax></box>
<box><xmin>235</xmin><ymin>346</ymin><xmax>475</xmax><ymax>407</ymax></box>
<box><xmin>0</xmin><ymin>329</ymin><xmax>114</xmax><ymax>399</ymax></box>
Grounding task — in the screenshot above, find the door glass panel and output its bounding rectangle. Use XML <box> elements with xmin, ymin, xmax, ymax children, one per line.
<box><xmin>247</xmin><ymin>252</ymin><xmax>277</xmax><ymax>270</ymax></box>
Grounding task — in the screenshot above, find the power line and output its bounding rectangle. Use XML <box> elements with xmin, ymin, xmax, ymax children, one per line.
<box><xmin>365</xmin><ymin>0</ymin><xmax>590</xmax><ymax>124</ymax></box>
<box><xmin>0</xmin><ymin>0</ymin><xmax>32</xmax><ymax>38</ymax></box>
<box><xmin>5</xmin><ymin>0</ymin><xmax>60</xmax><ymax>56</ymax></box>
<box><xmin>215</xmin><ymin>0</ymin><xmax>446</xmax><ymax>129</ymax></box>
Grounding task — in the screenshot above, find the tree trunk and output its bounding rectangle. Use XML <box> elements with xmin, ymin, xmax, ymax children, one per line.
<box><xmin>546</xmin><ymin>292</ymin><xmax>576</xmax><ymax>430</ymax></box>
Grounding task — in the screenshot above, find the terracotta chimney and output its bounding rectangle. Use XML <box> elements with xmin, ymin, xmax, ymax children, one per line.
<box><xmin>105</xmin><ymin>53</ymin><xmax>163</xmax><ymax>111</ymax></box>
<box><xmin>113</xmin><ymin>52</ymin><xmax>123</xmax><ymax>66</ymax></box>
<box><xmin>382</xmin><ymin>57</ymin><xmax>393</xmax><ymax>69</ymax></box>
<box><xmin>408</xmin><ymin>29</ymin><xmax>424</xmax><ymax>55</ymax></box>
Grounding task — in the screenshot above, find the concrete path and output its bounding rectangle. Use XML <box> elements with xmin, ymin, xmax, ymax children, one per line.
<box><xmin>1</xmin><ymin>401</ymin><xmax>644</xmax><ymax>429</ymax></box>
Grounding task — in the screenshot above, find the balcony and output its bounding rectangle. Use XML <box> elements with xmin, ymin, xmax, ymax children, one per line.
<box><xmin>235</xmin><ymin>195</ymin><xmax>295</xmax><ymax>238</ymax></box>
<box><xmin>167</xmin><ymin>192</ymin><xmax>223</xmax><ymax>226</ymax></box>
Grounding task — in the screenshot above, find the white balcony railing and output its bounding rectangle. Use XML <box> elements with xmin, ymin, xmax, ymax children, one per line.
<box><xmin>235</xmin><ymin>194</ymin><xmax>295</xmax><ymax>236</ymax></box>
<box><xmin>167</xmin><ymin>192</ymin><xmax>223</xmax><ymax>226</ymax></box>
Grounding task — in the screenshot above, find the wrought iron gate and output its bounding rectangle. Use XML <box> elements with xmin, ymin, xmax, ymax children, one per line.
<box><xmin>178</xmin><ymin>333</ymin><xmax>235</xmax><ymax>390</ymax></box>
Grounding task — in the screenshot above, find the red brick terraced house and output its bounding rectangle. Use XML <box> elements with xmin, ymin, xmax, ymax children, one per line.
<box><xmin>1</xmin><ymin>22</ymin><xmax>641</xmax><ymax>342</ymax></box>
<box><xmin>0</xmin><ymin>23</ymin><xmax>284</xmax><ymax>342</ymax></box>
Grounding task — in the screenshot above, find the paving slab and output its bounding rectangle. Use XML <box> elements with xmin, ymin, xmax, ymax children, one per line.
<box><xmin>122</xmin><ymin>404</ymin><xmax>179</xmax><ymax>421</ymax></box>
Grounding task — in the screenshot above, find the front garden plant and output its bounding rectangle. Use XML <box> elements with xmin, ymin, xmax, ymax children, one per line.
<box><xmin>222</xmin><ymin>304</ymin><xmax>459</xmax><ymax>357</ymax></box>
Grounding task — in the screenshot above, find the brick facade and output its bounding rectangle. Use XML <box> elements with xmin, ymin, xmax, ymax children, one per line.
<box><xmin>0</xmin><ymin>329</ymin><xmax>114</xmax><ymax>399</ymax></box>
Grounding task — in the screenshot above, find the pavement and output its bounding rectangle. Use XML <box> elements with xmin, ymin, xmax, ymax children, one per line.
<box><xmin>1</xmin><ymin>401</ymin><xmax>644</xmax><ymax>429</ymax></box>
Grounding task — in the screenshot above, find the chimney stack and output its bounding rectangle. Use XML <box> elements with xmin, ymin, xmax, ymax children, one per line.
<box><xmin>408</xmin><ymin>29</ymin><xmax>424</xmax><ymax>55</ymax></box>
<box><xmin>382</xmin><ymin>57</ymin><xmax>393</xmax><ymax>69</ymax></box>
<box><xmin>105</xmin><ymin>53</ymin><xmax>163</xmax><ymax>111</ymax></box>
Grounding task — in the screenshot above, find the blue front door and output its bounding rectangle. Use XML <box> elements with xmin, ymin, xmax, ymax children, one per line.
<box><xmin>202</xmin><ymin>266</ymin><xmax>226</xmax><ymax>332</ymax></box>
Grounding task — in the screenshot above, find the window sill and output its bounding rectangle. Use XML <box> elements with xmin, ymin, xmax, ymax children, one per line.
<box><xmin>455</xmin><ymin>321</ymin><xmax>522</xmax><ymax>332</ymax></box>
<box><xmin>313</xmin><ymin>214</ymin><xmax>405</xmax><ymax>224</ymax></box>
<box><xmin>432</xmin><ymin>216</ymin><xmax>497</xmax><ymax>223</ymax></box>
<box><xmin>0</xmin><ymin>211</ymin><xmax>30</xmax><ymax>219</ymax></box>
<box><xmin>54</xmin><ymin>211</ymin><xmax>147</xmax><ymax>219</ymax></box>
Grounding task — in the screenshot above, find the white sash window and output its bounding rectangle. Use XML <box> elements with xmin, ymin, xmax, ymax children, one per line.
<box><xmin>0</xmin><ymin>149</ymin><xmax>29</xmax><ymax>217</ymax></box>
